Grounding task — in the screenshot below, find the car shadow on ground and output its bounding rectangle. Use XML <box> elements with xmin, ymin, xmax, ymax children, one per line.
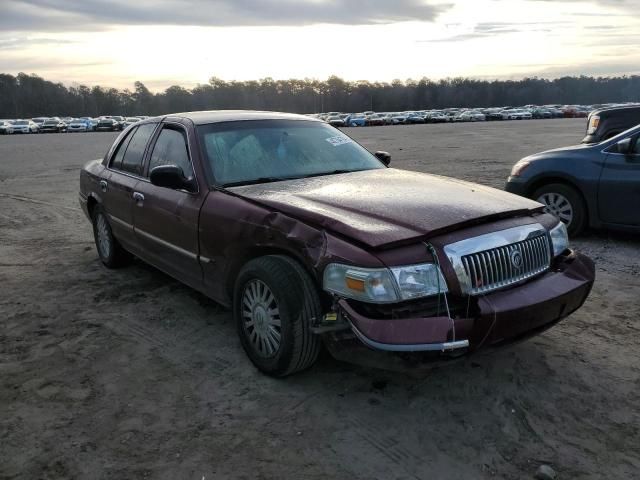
<box><xmin>124</xmin><ymin>256</ymin><xmax>551</xmax><ymax>386</ymax></box>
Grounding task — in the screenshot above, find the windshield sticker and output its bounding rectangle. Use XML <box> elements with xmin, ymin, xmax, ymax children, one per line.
<box><xmin>325</xmin><ymin>135</ymin><xmax>352</xmax><ymax>147</ymax></box>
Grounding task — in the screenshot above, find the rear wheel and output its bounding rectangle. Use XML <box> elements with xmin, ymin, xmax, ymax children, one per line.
<box><xmin>234</xmin><ymin>255</ymin><xmax>321</xmax><ymax>377</ymax></box>
<box><xmin>91</xmin><ymin>205</ymin><xmax>131</xmax><ymax>268</ymax></box>
<box><xmin>533</xmin><ymin>183</ymin><xmax>587</xmax><ymax>236</ymax></box>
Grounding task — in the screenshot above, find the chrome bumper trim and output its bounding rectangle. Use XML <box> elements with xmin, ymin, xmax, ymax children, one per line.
<box><xmin>350</xmin><ymin>323</ymin><xmax>470</xmax><ymax>352</ymax></box>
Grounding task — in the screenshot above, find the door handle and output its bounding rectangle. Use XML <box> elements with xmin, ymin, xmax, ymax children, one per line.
<box><xmin>132</xmin><ymin>192</ymin><xmax>144</xmax><ymax>205</ymax></box>
<box><xmin>99</xmin><ymin>180</ymin><xmax>108</xmax><ymax>192</ymax></box>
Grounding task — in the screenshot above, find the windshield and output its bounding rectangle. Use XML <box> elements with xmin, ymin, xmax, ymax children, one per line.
<box><xmin>198</xmin><ymin>120</ymin><xmax>385</xmax><ymax>187</ymax></box>
<box><xmin>15</xmin><ymin>120</ymin><xmax>28</xmax><ymax>125</ymax></box>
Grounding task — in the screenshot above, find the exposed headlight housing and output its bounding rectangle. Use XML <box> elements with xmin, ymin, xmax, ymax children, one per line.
<box><xmin>510</xmin><ymin>160</ymin><xmax>530</xmax><ymax>177</ymax></box>
<box><xmin>323</xmin><ymin>263</ymin><xmax>448</xmax><ymax>304</ymax></box>
<box><xmin>549</xmin><ymin>221</ymin><xmax>569</xmax><ymax>256</ymax></box>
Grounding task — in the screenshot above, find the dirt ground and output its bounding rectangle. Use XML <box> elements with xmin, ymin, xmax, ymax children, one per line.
<box><xmin>1</xmin><ymin>119</ymin><xmax>638</xmax><ymax>479</ymax></box>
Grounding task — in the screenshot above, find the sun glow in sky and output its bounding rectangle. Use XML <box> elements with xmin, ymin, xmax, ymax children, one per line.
<box><xmin>0</xmin><ymin>0</ymin><xmax>638</xmax><ymax>90</ymax></box>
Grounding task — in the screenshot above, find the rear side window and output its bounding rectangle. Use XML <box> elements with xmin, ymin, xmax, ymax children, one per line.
<box><xmin>120</xmin><ymin>123</ymin><xmax>157</xmax><ymax>175</ymax></box>
<box><xmin>109</xmin><ymin>129</ymin><xmax>136</xmax><ymax>171</ymax></box>
<box><xmin>148</xmin><ymin>126</ymin><xmax>193</xmax><ymax>177</ymax></box>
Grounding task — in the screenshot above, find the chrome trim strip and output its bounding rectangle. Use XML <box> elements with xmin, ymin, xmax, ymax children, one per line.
<box><xmin>135</xmin><ymin>227</ymin><xmax>198</xmax><ymax>260</ymax></box>
<box><xmin>105</xmin><ymin>166</ymin><xmax>150</xmax><ymax>183</ymax></box>
<box><xmin>350</xmin><ymin>323</ymin><xmax>470</xmax><ymax>352</ymax></box>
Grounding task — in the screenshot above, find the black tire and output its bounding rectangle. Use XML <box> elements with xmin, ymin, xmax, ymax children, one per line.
<box><xmin>532</xmin><ymin>183</ymin><xmax>587</xmax><ymax>236</ymax></box>
<box><xmin>91</xmin><ymin>205</ymin><xmax>131</xmax><ymax>268</ymax></box>
<box><xmin>234</xmin><ymin>255</ymin><xmax>321</xmax><ymax>377</ymax></box>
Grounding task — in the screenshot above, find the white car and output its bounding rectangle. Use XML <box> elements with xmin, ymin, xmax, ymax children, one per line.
<box><xmin>502</xmin><ymin>109</ymin><xmax>533</xmax><ymax>120</ymax></box>
<box><xmin>32</xmin><ymin>117</ymin><xmax>48</xmax><ymax>128</ymax></box>
<box><xmin>453</xmin><ymin>111</ymin><xmax>470</xmax><ymax>122</ymax></box>
<box><xmin>10</xmin><ymin>120</ymin><xmax>39</xmax><ymax>133</ymax></box>
<box><xmin>67</xmin><ymin>119</ymin><xmax>92</xmax><ymax>132</ymax></box>
<box><xmin>121</xmin><ymin>117</ymin><xmax>141</xmax><ymax>128</ymax></box>
<box><xmin>0</xmin><ymin>120</ymin><xmax>14</xmax><ymax>134</ymax></box>
<box><xmin>467</xmin><ymin>111</ymin><xmax>486</xmax><ymax>121</ymax></box>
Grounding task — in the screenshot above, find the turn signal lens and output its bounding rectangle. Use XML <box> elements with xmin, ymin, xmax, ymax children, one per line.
<box><xmin>323</xmin><ymin>264</ymin><xmax>399</xmax><ymax>303</ymax></box>
<box><xmin>345</xmin><ymin>276</ymin><xmax>365</xmax><ymax>292</ymax></box>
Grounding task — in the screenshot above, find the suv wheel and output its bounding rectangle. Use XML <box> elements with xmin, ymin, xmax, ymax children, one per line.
<box><xmin>533</xmin><ymin>183</ymin><xmax>587</xmax><ymax>236</ymax></box>
<box><xmin>234</xmin><ymin>255</ymin><xmax>321</xmax><ymax>377</ymax></box>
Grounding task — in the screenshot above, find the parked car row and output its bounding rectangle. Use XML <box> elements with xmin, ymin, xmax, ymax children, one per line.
<box><xmin>311</xmin><ymin>103</ymin><xmax>639</xmax><ymax>127</ymax></box>
<box><xmin>0</xmin><ymin>115</ymin><xmax>148</xmax><ymax>134</ymax></box>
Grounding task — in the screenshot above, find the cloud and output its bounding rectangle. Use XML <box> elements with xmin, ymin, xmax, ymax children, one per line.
<box><xmin>1</xmin><ymin>0</ymin><xmax>452</xmax><ymax>31</ymax></box>
<box><xmin>0</xmin><ymin>37</ymin><xmax>77</xmax><ymax>50</ymax></box>
<box><xmin>420</xmin><ymin>21</ymin><xmax>566</xmax><ymax>43</ymax></box>
<box><xmin>533</xmin><ymin>0</ymin><xmax>634</xmax><ymax>13</ymax></box>
<box><xmin>536</xmin><ymin>60</ymin><xmax>640</xmax><ymax>77</ymax></box>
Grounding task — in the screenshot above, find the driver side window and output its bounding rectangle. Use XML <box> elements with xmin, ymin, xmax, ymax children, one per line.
<box><xmin>634</xmin><ymin>136</ymin><xmax>640</xmax><ymax>154</ymax></box>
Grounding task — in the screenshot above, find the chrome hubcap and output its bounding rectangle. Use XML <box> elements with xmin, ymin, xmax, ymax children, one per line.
<box><xmin>96</xmin><ymin>214</ymin><xmax>111</xmax><ymax>258</ymax></box>
<box><xmin>242</xmin><ymin>279</ymin><xmax>281</xmax><ymax>358</ymax></box>
<box><xmin>537</xmin><ymin>192</ymin><xmax>573</xmax><ymax>226</ymax></box>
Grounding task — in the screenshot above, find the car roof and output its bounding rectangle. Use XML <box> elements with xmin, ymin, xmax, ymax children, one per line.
<box><xmin>594</xmin><ymin>105</ymin><xmax>640</xmax><ymax>116</ymax></box>
<box><xmin>165</xmin><ymin>110</ymin><xmax>321</xmax><ymax>126</ymax></box>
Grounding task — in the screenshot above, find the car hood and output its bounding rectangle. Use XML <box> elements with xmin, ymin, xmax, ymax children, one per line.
<box><xmin>524</xmin><ymin>143</ymin><xmax>598</xmax><ymax>161</ymax></box>
<box><xmin>228</xmin><ymin>168</ymin><xmax>543</xmax><ymax>248</ymax></box>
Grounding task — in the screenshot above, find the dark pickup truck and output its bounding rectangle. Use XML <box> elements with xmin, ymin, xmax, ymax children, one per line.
<box><xmin>583</xmin><ymin>105</ymin><xmax>640</xmax><ymax>143</ymax></box>
<box><xmin>79</xmin><ymin>111</ymin><xmax>595</xmax><ymax>376</ymax></box>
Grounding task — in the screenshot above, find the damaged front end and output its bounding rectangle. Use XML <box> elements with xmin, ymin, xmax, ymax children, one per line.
<box><xmin>316</xmin><ymin>221</ymin><xmax>595</xmax><ymax>367</ymax></box>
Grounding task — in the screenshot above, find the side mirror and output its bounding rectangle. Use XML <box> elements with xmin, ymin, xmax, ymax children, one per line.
<box><xmin>616</xmin><ymin>137</ymin><xmax>633</xmax><ymax>154</ymax></box>
<box><xmin>375</xmin><ymin>151</ymin><xmax>391</xmax><ymax>166</ymax></box>
<box><xmin>150</xmin><ymin>165</ymin><xmax>196</xmax><ymax>191</ymax></box>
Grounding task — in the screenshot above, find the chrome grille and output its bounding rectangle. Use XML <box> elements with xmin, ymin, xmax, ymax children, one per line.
<box><xmin>461</xmin><ymin>234</ymin><xmax>551</xmax><ymax>295</ymax></box>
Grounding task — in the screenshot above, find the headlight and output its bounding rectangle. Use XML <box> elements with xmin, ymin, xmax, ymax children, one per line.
<box><xmin>390</xmin><ymin>263</ymin><xmax>448</xmax><ymax>300</ymax></box>
<box><xmin>323</xmin><ymin>264</ymin><xmax>398</xmax><ymax>303</ymax></box>
<box><xmin>510</xmin><ymin>160</ymin><xmax>530</xmax><ymax>177</ymax></box>
<box><xmin>549</xmin><ymin>221</ymin><xmax>569</xmax><ymax>256</ymax></box>
<box><xmin>323</xmin><ymin>263</ymin><xmax>447</xmax><ymax>303</ymax></box>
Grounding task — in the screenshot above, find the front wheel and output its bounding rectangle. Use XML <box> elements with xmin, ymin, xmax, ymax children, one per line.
<box><xmin>533</xmin><ymin>183</ymin><xmax>587</xmax><ymax>236</ymax></box>
<box><xmin>91</xmin><ymin>206</ymin><xmax>131</xmax><ymax>268</ymax></box>
<box><xmin>234</xmin><ymin>255</ymin><xmax>321</xmax><ymax>377</ymax></box>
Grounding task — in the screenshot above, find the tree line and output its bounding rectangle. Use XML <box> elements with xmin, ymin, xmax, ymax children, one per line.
<box><xmin>1</xmin><ymin>72</ymin><xmax>639</xmax><ymax>118</ymax></box>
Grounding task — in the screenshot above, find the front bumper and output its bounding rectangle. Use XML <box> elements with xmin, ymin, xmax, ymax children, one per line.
<box><xmin>336</xmin><ymin>251</ymin><xmax>594</xmax><ymax>354</ymax></box>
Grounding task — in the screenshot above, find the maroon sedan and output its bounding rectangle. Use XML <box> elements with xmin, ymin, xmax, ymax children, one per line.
<box><xmin>79</xmin><ymin>111</ymin><xmax>595</xmax><ymax>376</ymax></box>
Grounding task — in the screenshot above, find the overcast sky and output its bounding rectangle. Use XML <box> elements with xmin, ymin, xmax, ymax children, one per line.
<box><xmin>0</xmin><ymin>0</ymin><xmax>638</xmax><ymax>90</ymax></box>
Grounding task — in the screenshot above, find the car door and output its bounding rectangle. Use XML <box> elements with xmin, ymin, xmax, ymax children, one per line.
<box><xmin>101</xmin><ymin>125</ymin><xmax>150</xmax><ymax>250</ymax></box>
<box><xmin>132</xmin><ymin>122</ymin><xmax>207</xmax><ymax>290</ymax></box>
<box><xmin>598</xmin><ymin>133</ymin><xmax>640</xmax><ymax>226</ymax></box>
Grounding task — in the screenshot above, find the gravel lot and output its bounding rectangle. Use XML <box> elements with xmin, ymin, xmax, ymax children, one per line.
<box><xmin>1</xmin><ymin>119</ymin><xmax>639</xmax><ymax>479</ymax></box>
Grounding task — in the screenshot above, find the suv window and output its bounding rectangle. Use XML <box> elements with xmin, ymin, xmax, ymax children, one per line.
<box><xmin>109</xmin><ymin>128</ymin><xmax>136</xmax><ymax>171</ymax></box>
<box><xmin>121</xmin><ymin>123</ymin><xmax>157</xmax><ymax>175</ymax></box>
<box><xmin>148</xmin><ymin>126</ymin><xmax>193</xmax><ymax>177</ymax></box>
